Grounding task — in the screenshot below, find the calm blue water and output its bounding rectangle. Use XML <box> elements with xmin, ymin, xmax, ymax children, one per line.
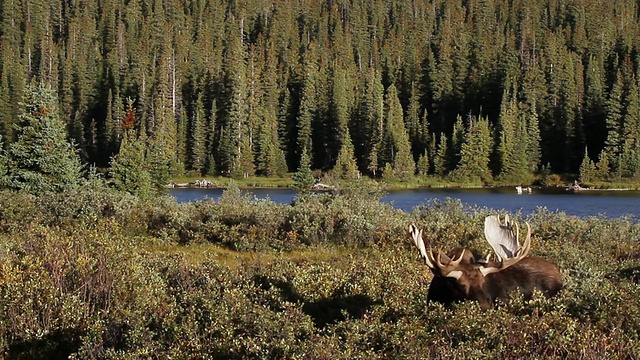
<box><xmin>168</xmin><ymin>187</ymin><xmax>640</xmax><ymax>219</ymax></box>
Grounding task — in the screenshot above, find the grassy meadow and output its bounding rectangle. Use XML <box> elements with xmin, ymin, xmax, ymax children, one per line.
<box><xmin>1</xmin><ymin>181</ymin><xmax>640</xmax><ymax>359</ymax></box>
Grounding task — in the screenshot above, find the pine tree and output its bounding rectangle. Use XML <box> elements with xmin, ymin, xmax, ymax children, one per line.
<box><xmin>595</xmin><ymin>150</ymin><xmax>611</xmax><ymax>181</ymax></box>
<box><xmin>236</xmin><ymin>132</ymin><xmax>255</xmax><ymax>178</ymax></box>
<box><xmin>109</xmin><ymin>129</ymin><xmax>153</xmax><ymax>197</ymax></box>
<box><xmin>219</xmin><ymin>15</ymin><xmax>248</xmax><ymax>175</ymax></box>
<box><xmin>291</xmin><ymin>148</ymin><xmax>314</xmax><ymax>195</ymax></box>
<box><xmin>205</xmin><ymin>99</ymin><xmax>218</xmax><ymax>176</ymax></box>
<box><xmin>329</xmin><ymin>67</ymin><xmax>354</xmax><ymax>170</ymax></box>
<box><xmin>603</xmin><ymin>69</ymin><xmax>625</xmax><ymax>172</ymax></box>
<box><xmin>108</xmin><ymin>102</ymin><xmax>169</xmax><ymax>197</ymax></box>
<box><xmin>189</xmin><ymin>93</ymin><xmax>207</xmax><ymax>174</ymax></box>
<box><xmin>443</xmin><ymin>115</ymin><xmax>464</xmax><ymax>171</ymax></box>
<box><xmin>434</xmin><ymin>134</ymin><xmax>449</xmax><ymax>177</ymax></box>
<box><xmin>359</xmin><ymin>67</ymin><xmax>384</xmax><ymax>176</ymax></box>
<box><xmin>257</xmin><ymin>108</ymin><xmax>287</xmax><ymax>177</ymax></box>
<box><xmin>5</xmin><ymin>84</ymin><xmax>83</xmax><ymax>194</ymax></box>
<box><xmin>579</xmin><ymin>147</ymin><xmax>595</xmax><ymax>183</ymax></box>
<box><xmin>523</xmin><ymin>94</ymin><xmax>541</xmax><ymax>174</ymax></box>
<box><xmin>0</xmin><ymin>135</ymin><xmax>7</xmax><ymax>187</ymax></box>
<box><xmin>620</xmin><ymin>77</ymin><xmax>640</xmax><ymax>178</ymax></box>
<box><xmin>296</xmin><ymin>42</ymin><xmax>319</xmax><ymax>169</ymax></box>
<box><xmin>333</xmin><ymin>127</ymin><xmax>359</xmax><ymax>180</ymax></box>
<box><xmin>416</xmin><ymin>150</ymin><xmax>429</xmax><ymax>175</ymax></box>
<box><xmin>497</xmin><ymin>85</ymin><xmax>530</xmax><ymax>182</ymax></box>
<box><xmin>450</xmin><ymin>116</ymin><xmax>492</xmax><ymax>183</ymax></box>
<box><xmin>584</xmin><ymin>55</ymin><xmax>607</xmax><ymax>164</ymax></box>
<box><xmin>146</xmin><ymin>137</ymin><xmax>172</xmax><ymax>191</ymax></box>
<box><xmin>381</xmin><ymin>84</ymin><xmax>414</xmax><ymax>181</ymax></box>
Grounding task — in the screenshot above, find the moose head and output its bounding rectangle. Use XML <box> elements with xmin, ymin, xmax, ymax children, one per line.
<box><xmin>409</xmin><ymin>215</ymin><xmax>563</xmax><ymax>310</ymax></box>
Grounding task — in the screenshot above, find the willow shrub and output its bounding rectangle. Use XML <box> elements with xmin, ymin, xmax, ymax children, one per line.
<box><xmin>1</xmin><ymin>184</ymin><xmax>640</xmax><ymax>358</ymax></box>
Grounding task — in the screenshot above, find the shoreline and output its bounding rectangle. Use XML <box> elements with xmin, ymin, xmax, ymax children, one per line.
<box><xmin>168</xmin><ymin>176</ymin><xmax>640</xmax><ymax>192</ymax></box>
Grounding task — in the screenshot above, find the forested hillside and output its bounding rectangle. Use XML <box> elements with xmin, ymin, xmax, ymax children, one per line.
<box><xmin>1</xmin><ymin>0</ymin><xmax>639</xmax><ymax>183</ymax></box>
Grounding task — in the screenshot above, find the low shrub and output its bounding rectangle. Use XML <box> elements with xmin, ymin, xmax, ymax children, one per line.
<box><xmin>0</xmin><ymin>185</ymin><xmax>639</xmax><ymax>358</ymax></box>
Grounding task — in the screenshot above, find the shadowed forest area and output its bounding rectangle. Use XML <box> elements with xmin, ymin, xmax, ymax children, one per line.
<box><xmin>0</xmin><ymin>0</ymin><xmax>640</xmax><ymax>186</ymax></box>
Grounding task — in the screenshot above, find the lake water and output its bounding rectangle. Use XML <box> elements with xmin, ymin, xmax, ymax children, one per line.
<box><xmin>168</xmin><ymin>187</ymin><xmax>640</xmax><ymax>219</ymax></box>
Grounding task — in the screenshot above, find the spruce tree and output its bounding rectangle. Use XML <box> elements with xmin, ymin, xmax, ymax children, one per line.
<box><xmin>621</xmin><ymin>77</ymin><xmax>640</xmax><ymax>178</ymax></box>
<box><xmin>291</xmin><ymin>148</ymin><xmax>314</xmax><ymax>195</ymax></box>
<box><xmin>190</xmin><ymin>93</ymin><xmax>208</xmax><ymax>174</ymax></box>
<box><xmin>5</xmin><ymin>84</ymin><xmax>83</xmax><ymax>194</ymax></box>
<box><xmin>497</xmin><ymin>86</ymin><xmax>530</xmax><ymax>183</ymax></box>
<box><xmin>219</xmin><ymin>16</ymin><xmax>248</xmax><ymax>175</ymax></box>
<box><xmin>579</xmin><ymin>147</ymin><xmax>595</xmax><ymax>183</ymax></box>
<box><xmin>603</xmin><ymin>70</ymin><xmax>625</xmax><ymax>172</ymax></box>
<box><xmin>0</xmin><ymin>135</ymin><xmax>7</xmax><ymax>187</ymax></box>
<box><xmin>381</xmin><ymin>84</ymin><xmax>414</xmax><ymax>181</ymax></box>
<box><xmin>450</xmin><ymin>116</ymin><xmax>492</xmax><ymax>183</ymax></box>
<box><xmin>108</xmin><ymin>103</ymin><xmax>168</xmax><ymax>198</ymax></box>
<box><xmin>205</xmin><ymin>100</ymin><xmax>218</xmax><ymax>176</ymax></box>
<box><xmin>434</xmin><ymin>134</ymin><xmax>449</xmax><ymax>177</ymax></box>
<box><xmin>333</xmin><ymin>128</ymin><xmax>359</xmax><ymax>180</ymax></box>
<box><xmin>296</xmin><ymin>42</ymin><xmax>319</xmax><ymax>169</ymax></box>
<box><xmin>416</xmin><ymin>150</ymin><xmax>429</xmax><ymax>175</ymax></box>
<box><xmin>109</xmin><ymin>129</ymin><xmax>153</xmax><ymax>197</ymax></box>
<box><xmin>360</xmin><ymin>67</ymin><xmax>384</xmax><ymax>176</ymax></box>
<box><xmin>595</xmin><ymin>150</ymin><xmax>611</xmax><ymax>181</ymax></box>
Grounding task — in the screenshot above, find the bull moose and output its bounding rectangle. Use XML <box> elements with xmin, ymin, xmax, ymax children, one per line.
<box><xmin>409</xmin><ymin>215</ymin><xmax>563</xmax><ymax>310</ymax></box>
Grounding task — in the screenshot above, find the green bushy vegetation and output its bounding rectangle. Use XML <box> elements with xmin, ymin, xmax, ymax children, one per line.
<box><xmin>1</xmin><ymin>181</ymin><xmax>640</xmax><ymax>359</ymax></box>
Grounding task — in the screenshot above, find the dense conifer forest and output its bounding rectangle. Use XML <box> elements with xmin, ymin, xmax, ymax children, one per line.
<box><xmin>1</xmin><ymin>0</ymin><xmax>640</xmax><ymax>184</ymax></box>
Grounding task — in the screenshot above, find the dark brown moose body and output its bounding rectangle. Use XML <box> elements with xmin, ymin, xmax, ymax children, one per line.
<box><xmin>410</xmin><ymin>217</ymin><xmax>563</xmax><ymax>310</ymax></box>
<box><xmin>484</xmin><ymin>257</ymin><xmax>562</xmax><ymax>300</ymax></box>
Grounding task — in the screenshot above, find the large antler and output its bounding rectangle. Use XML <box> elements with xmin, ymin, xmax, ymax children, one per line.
<box><xmin>480</xmin><ymin>222</ymin><xmax>532</xmax><ymax>276</ymax></box>
<box><xmin>408</xmin><ymin>224</ymin><xmax>465</xmax><ymax>279</ymax></box>
<box><xmin>484</xmin><ymin>214</ymin><xmax>522</xmax><ymax>259</ymax></box>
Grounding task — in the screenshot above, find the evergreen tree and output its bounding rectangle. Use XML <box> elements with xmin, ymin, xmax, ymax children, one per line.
<box><xmin>0</xmin><ymin>135</ymin><xmax>7</xmax><ymax>187</ymax></box>
<box><xmin>5</xmin><ymin>84</ymin><xmax>83</xmax><ymax>194</ymax></box>
<box><xmin>296</xmin><ymin>42</ymin><xmax>319</xmax><ymax>169</ymax></box>
<box><xmin>579</xmin><ymin>147</ymin><xmax>595</xmax><ymax>183</ymax></box>
<box><xmin>523</xmin><ymin>94</ymin><xmax>541</xmax><ymax>174</ymax></box>
<box><xmin>497</xmin><ymin>86</ymin><xmax>530</xmax><ymax>182</ymax></box>
<box><xmin>109</xmin><ymin>129</ymin><xmax>153</xmax><ymax>197</ymax></box>
<box><xmin>189</xmin><ymin>93</ymin><xmax>207</xmax><ymax>174</ymax></box>
<box><xmin>291</xmin><ymin>148</ymin><xmax>314</xmax><ymax>195</ymax></box>
<box><xmin>257</xmin><ymin>109</ymin><xmax>286</xmax><ymax>177</ymax></box>
<box><xmin>595</xmin><ymin>150</ymin><xmax>611</xmax><ymax>181</ymax></box>
<box><xmin>236</xmin><ymin>132</ymin><xmax>255</xmax><ymax>178</ymax></box>
<box><xmin>381</xmin><ymin>84</ymin><xmax>414</xmax><ymax>181</ymax></box>
<box><xmin>584</xmin><ymin>55</ymin><xmax>607</xmax><ymax>162</ymax></box>
<box><xmin>450</xmin><ymin>115</ymin><xmax>465</xmax><ymax>169</ymax></box>
<box><xmin>333</xmin><ymin>127</ymin><xmax>359</xmax><ymax>180</ymax></box>
<box><xmin>359</xmin><ymin>67</ymin><xmax>384</xmax><ymax>176</ymax></box>
<box><xmin>329</xmin><ymin>67</ymin><xmax>353</xmax><ymax>170</ymax></box>
<box><xmin>146</xmin><ymin>137</ymin><xmax>172</xmax><ymax>191</ymax></box>
<box><xmin>205</xmin><ymin>100</ymin><xmax>218</xmax><ymax>176</ymax></box>
<box><xmin>219</xmin><ymin>16</ymin><xmax>248</xmax><ymax>175</ymax></box>
<box><xmin>603</xmin><ymin>70</ymin><xmax>625</xmax><ymax>172</ymax></box>
<box><xmin>619</xmin><ymin>77</ymin><xmax>640</xmax><ymax>178</ymax></box>
<box><xmin>434</xmin><ymin>134</ymin><xmax>449</xmax><ymax>177</ymax></box>
<box><xmin>108</xmin><ymin>102</ymin><xmax>168</xmax><ymax>197</ymax></box>
<box><xmin>2</xmin><ymin>0</ymin><xmax>640</xmax><ymax>181</ymax></box>
<box><xmin>416</xmin><ymin>150</ymin><xmax>429</xmax><ymax>175</ymax></box>
<box><xmin>450</xmin><ymin>116</ymin><xmax>492</xmax><ymax>183</ymax></box>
